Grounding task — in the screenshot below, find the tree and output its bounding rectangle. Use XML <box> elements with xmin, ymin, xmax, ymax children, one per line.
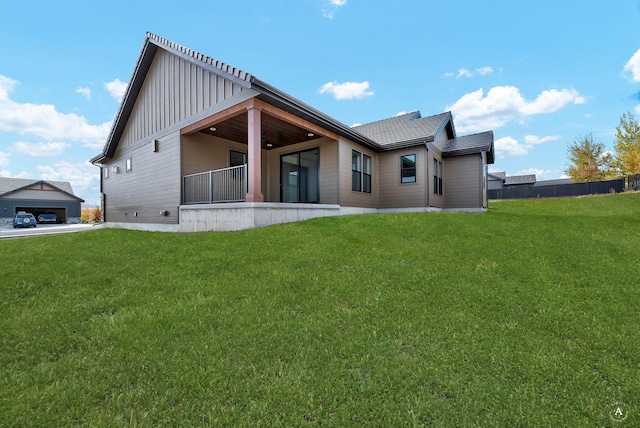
<box><xmin>613</xmin><ymin>111</ymin><xmax>640</xmax><ymax>176</ymax></box>
<box><xmin>564</xmin><ymin>132</ymin><xmax>613</xmax><ymax>182</ymax></box>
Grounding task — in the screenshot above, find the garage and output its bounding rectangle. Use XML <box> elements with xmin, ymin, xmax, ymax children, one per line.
<box><xmin>15</xmin><ymin>206</ymin><xmax>67</xmax><ymax>223</ymax></box>
<box><xmin>1</xmin><ymin>178</ymin><xmax>84</xmax><ymax>225</ymax></box>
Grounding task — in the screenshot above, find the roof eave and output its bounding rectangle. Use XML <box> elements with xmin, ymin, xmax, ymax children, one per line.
<box><xmin>251</xmin><ymin>78</ymin><xmax>382</xmax><ymax>151</ymax></box>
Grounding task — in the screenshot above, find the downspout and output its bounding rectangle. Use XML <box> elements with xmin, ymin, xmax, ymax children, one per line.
<box><xmin>424</xmin><ymin>142</ymin><xmax>430</xmax><ymax>208</ymax></box>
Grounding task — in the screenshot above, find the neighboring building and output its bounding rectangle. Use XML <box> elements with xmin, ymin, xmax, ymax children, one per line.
<box><xmin>533</xmin><ymin>178</ymin><xmax>573</xmax><ymax>187</ymax></box>
<box><xmin>0</xmin><ymin>178</ymin><xmax>84</xmax><ymax>224</ymax></box>
<box><xmin>504</xmin><ymin>174</ymin><xmax>537</xmax><ymax>186</ymax></box>
<box><xmin>91</xmin><ymin>33</ymin><xmax>495</xmax><ymax>232</ymax></box>
<box><xmin>488</xmin><ymin>172</ymin><xmax>506</xmax><ymax>190</ymax></box>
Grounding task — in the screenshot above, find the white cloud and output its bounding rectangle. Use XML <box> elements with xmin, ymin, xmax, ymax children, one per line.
<box><xmin>495</xmin><ymin>136</ymin><xmax>528</xmax><ymax>158</ymax></box>
<box><xmin>494</xmin><ymin>134</ymin><xmax>560</xmax><ymax>159</ymax></box>
<box><xmin>444</xmin><ymin>66</ymin><xmax>493</xmax><ymax>78</ymax></box>
<box><xmin>1</xmin><ymin>170</ymin><xmax>30</xmax><ymax>179</ymax></box>
<box><xmin>524</xmin><ymin>134</ymin><xmax>561</xmax><ymax>145</ymax></box>
<box><xmin>12</xmin><ymin>141</ymin><xmax>71</xmax><ymax>157</ymax></box>
<box><xmin>395</xmin><ymin>111</ymin><xmax>407</xmax><ymax>116</ymax></box>
<box><xmin>37</xmin><ymin>160</ymin><xmax>100</xmax><ymax>200</ymax></box>
<box><xmin>515</xmin><ymin>168</ymin><xmax>551</xmax><ymax>179</ymax></box>
<box><xmin>457</xmin><ymin>68</ymin><xmax>473</xmax><ymax>78</ymax></box>
<box><xmin>322</xmin><ymin>0</ymin><xmax>347</xmax><ymax>19</ymax></box>
<box><xmin>76</xmin><ymin>86</ymin><xmax>91</xmax><ymax>100</ymax></box>
<box><xmin>0</xmin><ymin>150</ymin><xmax>10</xmax><ymax>168</ymax></box>
<box><xmin>636</xmin><ymin>104</ymin><xmax>640</xmax><ymax>115</ymax></box>
<box><xmin>105</xmin><ymin>78</ymin><xmax>128</xmax><ymax>102</ymax></box>
<box><xmin>447</xmin><ymin>86</ymin><xmax>585</xmax><ymax>132</ymax></box>
<box><xmin>0</xmin><ymin>75</ymin><xmax>112</xmax><ymax>149</ymax></box>
<box><xmin>623</xmin><ymin>49</ymin><xmax>640</xmax><ymax>82</ymax></box>
<box><xmin>319</xmin><ymin>81</ymin><xmax>374</xmax><ymax>100</ymax></box>
<box><xmin>520</xmin><ymin>88</ymin><xmax>585</xmax><ymax>115</ymax></box>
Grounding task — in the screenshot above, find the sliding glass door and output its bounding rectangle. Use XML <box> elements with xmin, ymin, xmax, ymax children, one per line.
<box><xmin>280</xmin><ymin>148</ymin><xmax>319</xmax><ymax>203</ymax></box>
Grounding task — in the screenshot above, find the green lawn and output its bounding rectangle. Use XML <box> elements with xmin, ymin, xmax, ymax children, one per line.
<box><xmin>1</xmin><ymin>193</ymin><xmax>639</xmax><ymax>426</ymax></box>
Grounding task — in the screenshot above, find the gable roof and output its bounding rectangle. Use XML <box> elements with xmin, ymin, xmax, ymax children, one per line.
<box><xmin>353</xmin><ymin>111</ymin><xmax>454</xmax><ymax>149</ymax></box>
<box><xmin>92</xmin><ymin>33</ymin><xmax>494</xmax><ymax>163</ymax></box>
<box><xmin>93</xmin><ymin>32</ymin><xmax>379</xmax><ymax>163</ymax></box>
<box><xmin>504</xmin><ymin>174</ymin><xmax>536</xmax><ymax>185</ymax></box>
<box><xmin>488</xmin><ymin>171</ymin><xmax>506</xmax><ymax>180</ymax></box>
<box><xmin>442</xmin><ymin>131</ymin><xmax>495</xmax><ymax>164</ymax></box>
<box><xmin>0</xmin><ymin>178</ymin><xmax>84</xmax><ymax>201</ymax></box>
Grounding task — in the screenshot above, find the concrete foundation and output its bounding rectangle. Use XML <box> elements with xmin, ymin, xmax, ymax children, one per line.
<box><xmin>104</xmin><ymin>203</ymin><xmax>486</xmax><ymax>233</ymax></box>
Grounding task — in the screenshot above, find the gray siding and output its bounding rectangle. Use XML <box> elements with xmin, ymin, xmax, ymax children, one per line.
<box><xmin>429</xmin><ymin>151</ymin><xmax>445</xmax><ymax>208</ymax></box>
<box><xmin>4</xmin><ymin>183</ymin><xmax>79</xmax><ymax>202</ymax></box>
<box><xmin>103</xmin><ymin>131</ymin><xmax>181</xmax><ymax>223</ymax></box>
<box><xmin>119</xmin><ymin>49</ymin><xmax>246</xmax><ymax>149</ymax></box>
<box><xmin>378</xmin><ymin>148</ymin><xmax>427</xmax><ymax>209</ymax></box>
<box><xmin>433</xmin><ymin>129</ymin><xmax>449</xmax><ymax>152</ymax></box>
<box><xmin>338</xmin><ymin>138</ymin><xmax>378</xmax><ymax>208</ymax></box>
<box><xmin>182</xmin><ymin>133</ymin><xmax>268</xmax><ymax>200</ymax></box>
<box><xmin>444</xmin><ymin>155</ymin><xmax>482</xmax><ymax>208</ymax></box>
<box><xmin>266</xmin><ymin>138</ymin><xmax>338</xmax><ymax>204</ymax></box>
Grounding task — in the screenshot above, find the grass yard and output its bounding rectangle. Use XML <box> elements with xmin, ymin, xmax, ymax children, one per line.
<box><xmin>1</xmin><ymin>193</ymin><xmax>639</xmax><ymax>426</ymax></box>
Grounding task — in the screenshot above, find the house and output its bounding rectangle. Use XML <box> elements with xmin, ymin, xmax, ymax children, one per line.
<box><xmin>0</xmin><ymin>178</ymin><xmax>84</xmax><ymax>224</ymax></box>
<box><xmin>504</xmin><ymin>174</ymin><xmax>536</xmax><ymax>186</ymax></box>
<box><xmin>91</xmin><ymin>33</ymin><xmax>495</xmax><ymax>232</ymax></box>
<box><xmin>488</xmin><ymin>172</ymin><xmax>506</xmax><ymax>190</ymax></box>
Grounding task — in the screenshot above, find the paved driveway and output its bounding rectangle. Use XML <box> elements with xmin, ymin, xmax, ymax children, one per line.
<box><xmin>0</xmin><ymin>222</ymin><xmax>102</xmax><ymax>239</ymax></box>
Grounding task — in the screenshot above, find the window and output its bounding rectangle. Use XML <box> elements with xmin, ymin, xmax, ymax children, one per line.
<box><xmin>230</xmin><ymin>150</ymin><xmax>247</xmax><ymax>167</ymax></box>
<box><xmin>352</xmin><ymin>150</ymin><xmax>361</xmax><ymax>191</ymax></box>
<box><xmin>401</xmin><ymin>154</ymin><xmax>416</xmax><ymax>183</ymax></box>
<box><xmin>126</xmin><ymin>157</ymin><xmax>132</xmax><ymax>172</ymax></box>
<box><xmin>352</xmin><ymin>151</ymin><xmax>372</xmax><ymax>193</ymax></box>
<box><xmin>433</xmin><ymin>159</ymin><xmax>443</xmax><ymax>195</ymax></box>
<box><xmin>103</xmin><ymin>167</ymin><xmax>109</xmax><ymax>179</ymax></box>
<box><xmin>363</xmin><ymin>155</ymin><xmax>372</xmax><ymax>193</ymax></box>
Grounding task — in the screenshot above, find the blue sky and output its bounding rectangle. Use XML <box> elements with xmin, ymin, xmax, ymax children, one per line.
<box><xmin>1</xmin><ymin>0</ymin><xmax>639</xmax><ymax>206</ymax></box>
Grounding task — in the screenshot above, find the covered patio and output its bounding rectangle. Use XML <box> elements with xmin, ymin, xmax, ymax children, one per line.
<box><xmin>180</xmin><ymin>98</ymin><xmax>339</xmax><ymax>204</ymax></box>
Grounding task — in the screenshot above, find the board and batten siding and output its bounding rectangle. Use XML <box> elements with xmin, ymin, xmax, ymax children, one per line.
<box><xmin>377</xmin><ymin>148</ymin><xmax>427</xmax><ymax>209</ymax></box>
<box><xmin>119</xmin><ymin>49</ymin><xmax>246</xmax><ymax>149</ymax></box>
<box><xmin>103</xmin><ymin>131</ymin><xmax>181</xmax><ymax>224</ymax></box>
<box><xmin>444</xmin><ymin>155</ymin><xmax>482</xmax><ymax>208</ymax></box>
<box><xmin>266</xmin><ymin>138</ymin><xmax>339</xmax><ymax>204</ymax></box>
<box><xmin>337</xmin><ymin>138</ymin><xmax>378</xmax><ymax>208</ymax></box>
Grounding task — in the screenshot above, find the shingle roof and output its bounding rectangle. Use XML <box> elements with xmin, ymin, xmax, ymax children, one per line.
<box><xmin>533</xmin><ymin>178</ymin><xmax>573</xmax><ymax>186</ymax></box>
<box><xmin>93</xmin><ymin>33</ymin><xmax>495</xmax><ymax>163</ymax></box>
<box><xmin>93</xmin><ymin>33</ymin><xmax>379</xmax><ymax>163</ymax></box>
<box><xmin>442</xmin><ymin>131</ymin><xmax>494</xmax><ymax>163</ymax></box>
<box><xmin>504</xmin><ymin>174</ymin><xmax>537</xmax><ymax>185</ymax></box>
<box><xmin>147</xmin><ymin>33</ymin><xmax>253</xmax><ymax>85</ymax></box>
<box><xmin>353</xmin><ymin>111</ymin><xmax>452</xmax><ymax>149</ymax></box>
<box><xmin>0</xmin><ymin>178</ymin><xmax>83</xmax><ymax>201</ymax></box>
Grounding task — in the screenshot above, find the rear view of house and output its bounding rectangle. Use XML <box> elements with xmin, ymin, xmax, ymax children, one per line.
<box><xmin>91</xmin><ymin>33</ymin><xmax>494</xmax><ymax>232</ymax></box>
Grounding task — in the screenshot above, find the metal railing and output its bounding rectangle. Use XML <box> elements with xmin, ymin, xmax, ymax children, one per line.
<box><xmin>183</xmin><ymin>165</ymin><xmax>247</xmax><ymax>204</ymax></box>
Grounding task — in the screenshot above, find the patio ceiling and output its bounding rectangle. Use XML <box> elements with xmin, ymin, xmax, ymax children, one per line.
<box><xmin>182</xmin><ymin>98</ymin><xmax>335</xmax><ymax>151</ymax></box>
<box><xmin>199</xmin><ymin>111</ymin><xmax>323</xmax><ymax>150</ymax></box>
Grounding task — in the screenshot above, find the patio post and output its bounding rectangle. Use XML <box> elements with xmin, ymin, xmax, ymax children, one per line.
<box><xmin>246</xmin><ymin>105</ymin><xmax>264</xmax><ymax>202</ymax></box>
